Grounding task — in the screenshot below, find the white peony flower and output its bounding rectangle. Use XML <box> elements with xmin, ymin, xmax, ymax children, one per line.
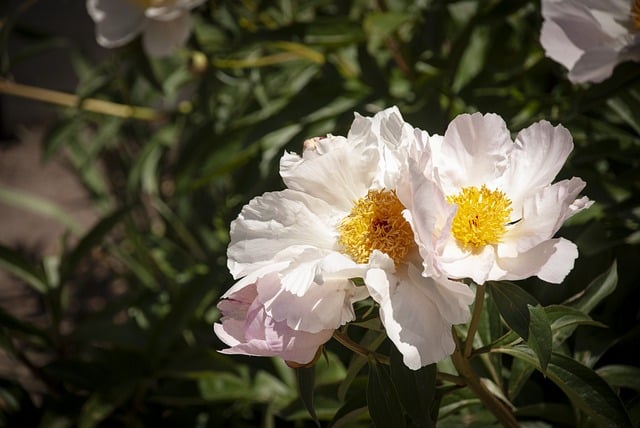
<box><xmin>407</xmin><ymin>112</ymin><xmax>592</xmax><ymax>286</ymax></box>
<box><xmin>540</xmin><ymin>0</ymin><xmax>640</xmax><ymax>83</ymax></box>
<box><xmin>217</xmin><ymin>107</ymin><xmax>474</xmax><ymax>370</ymax></box>
<box><xmin>87</xmin><ymin>0</ymin><xmax>205</xmax><ymax>57</ymax></box>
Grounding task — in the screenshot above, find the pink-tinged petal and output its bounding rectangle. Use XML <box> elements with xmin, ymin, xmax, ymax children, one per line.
<box><xmin>227</xmin><ymin>189</ymin><xmax>339</xmax><ymax>279</ymax></box>
<box><xmin>215</xmin><ymin>275</ymin><xmax>334</xmax><ymax>364</ymax></box>
<box><xmin>87</xmin><ymin>0</ymin><xmax>146</xmax><ymax>48</ymax></box>
<box><xmin>502</xmin><ymin>177</ymin><xmax>587</xmax><ymax>254</ymax></box>
<box><xmin>435</xmin><ymin>113</ymin><xmax>512</xmax><ymax>194</ymax></box>
<box><xmin>492</xmin><ymin>238</ymin><xmax>578</xmax><ymax>284</ymax></box>
<box><xmin>504</xmin><ymin>121</ymin><xmax>574</xmax><ymax>206</ymax></box>
<box><xmin>260</xmin><ymin>277</ymin><xmax>367</xmax><ymax>334</ymax></box>
<box><xmin>142</xmin><ymin>13</ymin><xmax>192</xmax><ymax>57</ymax></box>
<box><xmin>365</xmin><ymin>253</ymin><xmax>473</xmax><ymax>369</ymax></box>
<box><xmin>279</xmin><ymin>135</ymin><xmax>378</xmax><ymax>212</ymax></box>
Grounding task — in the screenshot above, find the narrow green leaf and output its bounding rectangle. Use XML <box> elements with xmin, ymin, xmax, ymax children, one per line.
<box><xmin>568</xmin><ymin>261</ymin><xmax>617</xmax><ymax>314</ymax></box>
<box><xmin>78</xmin><ymin>394</ymin><xmax>117</xmax><ymax>428</ymax></box>
<box><xmin>0</xmin><ymin>244</ymin><xmax>47</xmax><ymax>293</ymax></box>
<box><xmin>295</xmin><ymin>366</ymin><xmax>320</xmax><ymax>427</ymax></box>
<box><xmin>488</xmin><ymin>281</ymin><xmax>540</xmax><ymax>340</ymax></box>
<box><xmin>545</xmin><ymin>304</ymin><xmax>607</xmax><ymax>345</ymax></box>
<box><xmin>0</xmin><ymin>185</ymin><xmax>82</xmax><ymax>235</ymax></box>
<box><xmin>367</xmin><ymin>357</ymin><xmax>406</xmax><ymax>428</ymax></box>
<box><xmin>60</xmin><ymin>206</ymin><xmax>131</xmax><ymax>283</ymax></box>
<box><xmin>527</xmin><ymin>305</ymin><xmax>552</xmax><ymax>372</ymax></box>
<box><xmin>596</xmin><ymin>365</ymin><xmax>640</xmax><ymax>392</ymax></box>
<box><xmin>507</xmin><ymin>357</ymin><xmax>535</xmax><ymax>401</ymax></box>
<box><xmin>390</xmin><ymin>347</ymin><xmax>436</xmax><ymax>428</ymax></box>
<box><xmin>495</xmin><ymin>345</ymin><xmax>633</xmax><ymax>428</ymax></box>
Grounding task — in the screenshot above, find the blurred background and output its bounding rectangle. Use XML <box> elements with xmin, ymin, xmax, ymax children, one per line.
<box><xmin>1</xmin><ymin>1</ymin><xmax>639</xmax><ymax>427</ymax></box>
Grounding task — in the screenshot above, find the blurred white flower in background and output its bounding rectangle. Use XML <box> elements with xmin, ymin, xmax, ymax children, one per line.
<box><xmin>540</xmin><ymin>0</ymin><xmax>640</xmax><ymax>83</ymax></box>
<box><xmin>87</xmin><ymin>0</ymin><xmax>205</xmax><ymax>57</ymax></box>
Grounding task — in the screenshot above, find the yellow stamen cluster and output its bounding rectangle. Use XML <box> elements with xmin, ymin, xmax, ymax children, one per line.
<box><xmin>338</xmin><ymin>189</ymin><xmax>415</xmax><ymax>265</ymax></box>
<box><xmin>447</xmin><ymin>185</ymin><xmax>512</xmax><ymax>250</ymax></box>
<box><xmin>632</xmin><ymin>0</ymin><xmax>640</xmax><ymax>30</ymax></box>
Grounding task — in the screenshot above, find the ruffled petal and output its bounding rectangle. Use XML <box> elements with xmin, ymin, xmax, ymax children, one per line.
<box><xmin>215</xmin><ymin>274</ymin><xmax>334</xmax><ymax>364</ymax></box>
<box><xmin>260</xmin><ymin>277</ymin><xmax>368</xmax><ymax>333</ymax></box>
<box><xmin>365</xmin><ymin>252</ymin><xmax>473</xmax><ymax>369</ymax></box>
<box><xmin>492</xmin><ymin>238</ymin><xmax>578</xmax><ymax>284</ymax></box>
<box><xmin>280</xmin><ymin>135</ymin><xmax>378</xmax><ymax>212</ymax></box>
<box><xmin>435</xmin><ymin>113</ymin><xmax>512</xmax><ymax>194</ymax></box>
<box><xmin>87</xmin><ymin>0</ymin><xmax>146</xmax><ymax>48</ymax></box>
<box><xmin>227</xmin><ymin>189</ymin><xmax>340</xmax><ymax>278</ymax></box>
<box><xmin>504</xmin><ymin>121</ymin><xmax>574</xmax><ymax>206</ymax></box>
<box><xmin>439</xmin><ymin>240</ymin><xmax>496</xmax><ymax>284</ymax></box>
<box><xmin>501</xmin><ymin>177</ymin><xmax>588</xmax><ymax>255</ymax></box>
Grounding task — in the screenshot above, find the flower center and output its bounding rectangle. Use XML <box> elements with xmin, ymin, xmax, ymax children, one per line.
<box><xmin>632</xmin><ymin>0</ymin><xmax>640</xmax><ymax>30</ymax></box>
<box><xmin>447</xmin><ymin>185</ymin><xmax>512</xmax><ymax>249</ymax></box>
<box><xmin>338</xmin><ymin>189</ymin><xmax>415</xmax><ymax>265</ymax></box>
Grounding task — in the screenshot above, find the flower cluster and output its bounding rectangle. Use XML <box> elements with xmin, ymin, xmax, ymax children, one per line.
<box><xmin>214</xmin><ymin>107</ymin><xmax>592</xmax><ymax>370</ymax></box>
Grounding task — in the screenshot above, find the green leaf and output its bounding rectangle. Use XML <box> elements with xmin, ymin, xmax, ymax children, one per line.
<box><xmin>367</xmin><ymin>357</ymin><xmax>406</xmax><ymax>428</ymax></box>
<box><xmin>60</xmin><ymin>206</ymin><xmax>131</xmax><ymax>283</ymax></box>
<box><xmin>568</xmin><ymin>261</ymin><xmax>618</xmax><ymax>314</ymax></box>
<box><xmin>545</xmin><ymin>304</ymin><xmax>607</xmax><ymax>345</ymax></box>
<box><xmin>78</xmin><ymin>394</ymin><xmax>117</xmax><ymax>428</ymax></box>
<box><xmin>295</xmin><ymin>366</ymin><xmax>320</xmax><ymax>427</ymax></box>
<box><xmin>527</xmin><ymin>305</ymin><xmax>552</xmax><ymax>373</ymax></box>
<box><xmin>495</xmin><ymin>345</ymin><xmax>633</xmax><ymax>428</ymax></box>
<box><xmin>596</xmin><ymin>365</ymin><xmax>640</xmax><ymax>393</ymax></box>
<box><xmin>0</xmin><ymin>185</ymin><xmax>82</xmax><ymax>235</ymax></box>
<box><xmin>390</xmin><ymin>347</ymin><xmax>436</xmax><ymax>428</ymax></box>
<box><xmin>0</xmin><ymin>244</ymin><xmax>47</xmax><ymax>293</ymax></box>
<box><xmin>488</xmin><ymin>281</ymin><xmax>540</xmax><ymax>340</ymax></box>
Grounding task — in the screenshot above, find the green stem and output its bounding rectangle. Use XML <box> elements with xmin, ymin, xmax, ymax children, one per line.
<box><xmin>464</xmin><ymin>282</ymin><xmax>485</xmax><ymax>358</ymax></box>
<box><xmin>332</xmin><ymin>330</ymin><xmax>390</xmax><ymax>365</ymax></box>
<box><xmin>451</xmin><ymin>333</ymin><xmax>519</xmax><ymax>428</ymax></box>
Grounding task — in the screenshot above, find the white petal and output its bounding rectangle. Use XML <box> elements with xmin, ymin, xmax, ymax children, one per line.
<box><xmin>227</xmin><ymin>189</ymin><xmax>339</xmax><ymax>278</ymax></box>
<box><xmin>439</xmin><ymin>240</ymin><xmax>496</xmax><ymax>284</ymax></box>
<box><xmin>398</xmin><ymin>160</ymin><xmax>456</xmax><ymax>277</ymax></box>
<box><xmin>502</xmin><ymin>177</ymin><xmax>587</xmax><ymax>254</ymax></box>
<box><xmin>568</xmin><ymin>46</ymin><xmax>621</xmax><ymax>83</ymax></box>
<box><xmin>142</xmin><ymin>13</ymin><xmax>192</xmax><ymax>57</ymax></box>
<box><xmin>435</xmin><ymin>113</ymin><xmax>512</xmax><ymax>193</ymax></box>
<box><xmin>492</xmin><ymin>238</ymin><xmax>578</xmax><ymax>284</ymax></box>
<box><xmin>87</xmin><ymin>0</ymin><xmax>146</xmax><ymax>48</ymax></box>
<box><xmin>260</xmin><ymin>278</ymin><xmax>365</xmax><ymax>333</ymax></box>
<box><xmin>279</xmin><ymin>135</ymin><xmax>378</xmax><ymax>212</ymax></box>
<box><xmin>365</xmin><ymin>255</ymin><xmax>473</xmax><ymax>369</ymax></box>
<box><xmin>504</xmin><ymin>121</ymin><xmax>574</xmax><ymax>206</ymax></box>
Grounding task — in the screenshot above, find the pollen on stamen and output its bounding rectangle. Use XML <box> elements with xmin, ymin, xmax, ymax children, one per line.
<box><xmin>632</xmin><ymin>0</ymin><xmax>640</xmax><ymax>30</ymax></box>
<box><xmin>447</xmin><ymin>185</ymin><xmax>513</xmax><ymax>250</ymax></box>
<box><xmin>338</xmin><ymin>189</ymin><xmax>415</xmax><ymax>265</ymax></box>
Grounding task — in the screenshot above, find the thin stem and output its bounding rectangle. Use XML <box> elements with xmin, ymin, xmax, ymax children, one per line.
<box><xmin>464</xmin><ymin>282</ymin><xmax>485</xmax><ymax>358</ymax></box>
<box><xmin>436</xmin><ymin>371</ymin><xmax>466</xmax><ymax>386</ymax></box>
<box><xmin>332</xmin><ymin>330</ymin><xmax>390</xmax><ymax>365</ymax></box>
<box><xmin>0</xmin><ymin>79</ymin><xmax>160</xmax><ymax>121</ymax></box>
<box><xmin>451</xmin><ymin>332</ymin><xmax>519</xmax><ymax>428</ymax></box>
